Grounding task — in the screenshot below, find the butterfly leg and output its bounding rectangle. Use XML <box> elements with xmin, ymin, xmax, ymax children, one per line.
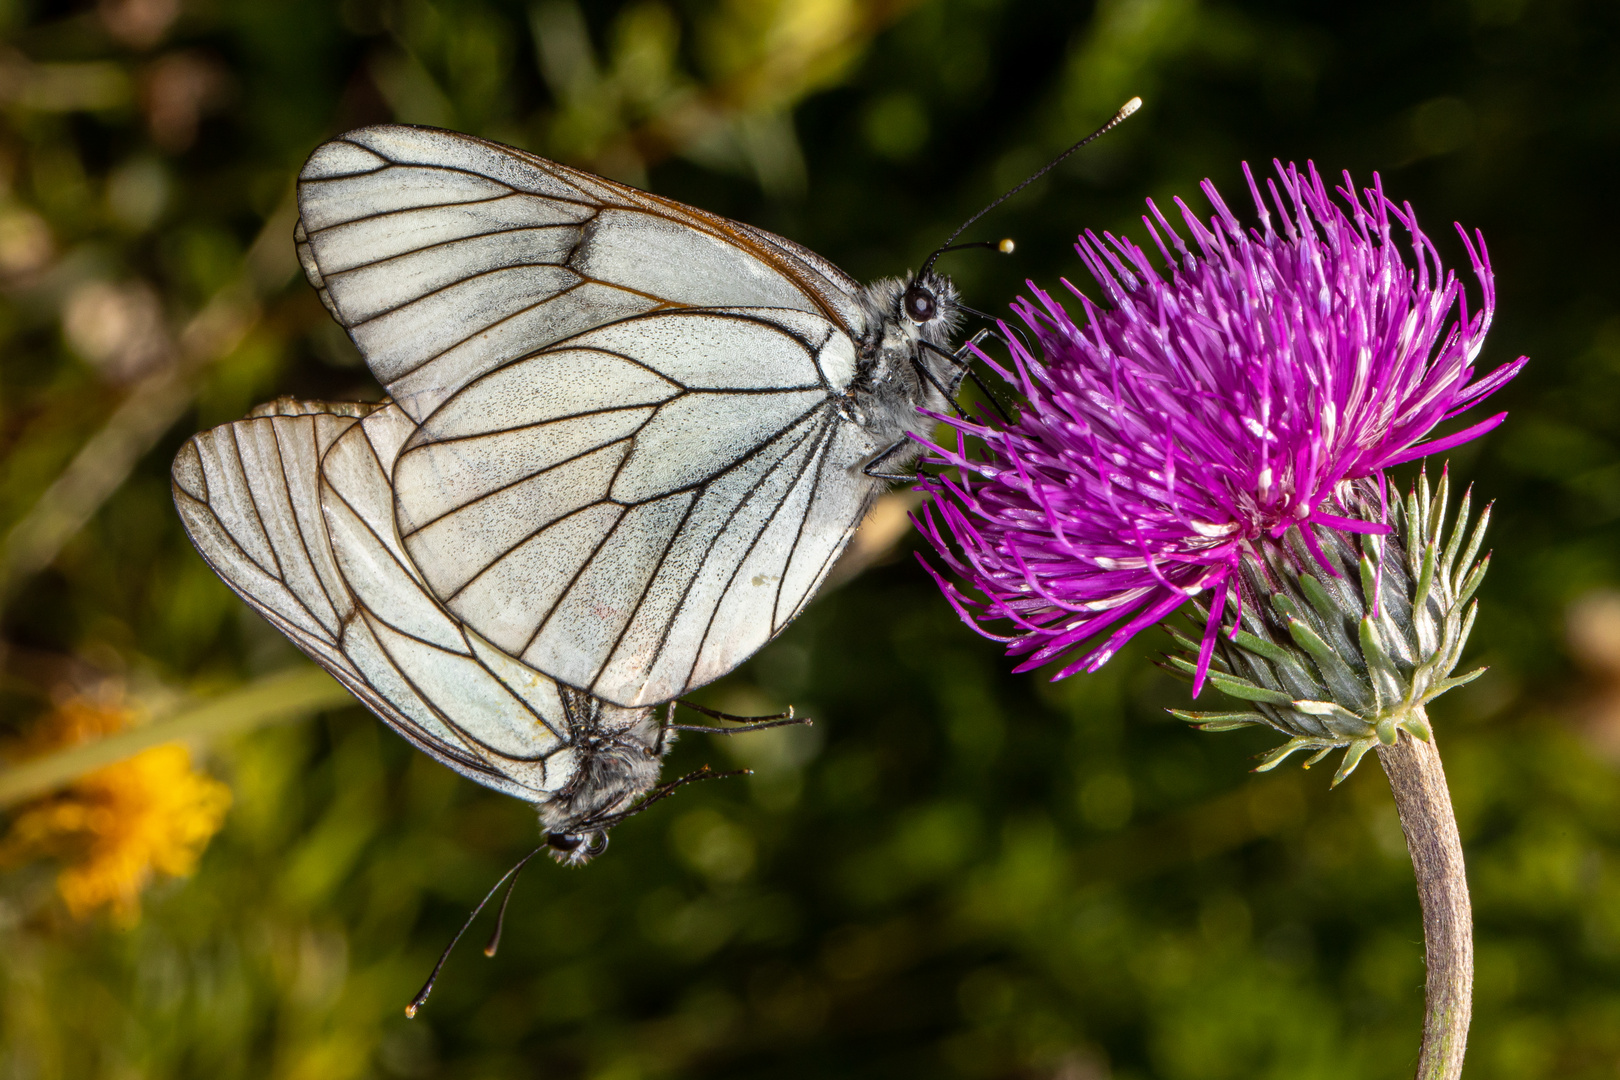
<box><xmin>944</xmin><ymin>327</ymin><xmax>993</xmax><ymax>387</ymax></box>
<box><xmin>862</xmin><ymin>438</ymin><xmax>924</xmax><ymax>482</ymax></box>
<box><xmin>667</xmin><ymin>700</ymin><xmax>810</xmax><ymax>735</ymax></box>
<box><xmin>584</xmin><ymin>765</ymin><xmax>748</xmax><ymax>831</ymax></box>
<box><xmin>911</xmin><ymin>351</ymin><xmax>969</xmax><ymax>419</ymax></box>
<box><xmin>924</xmin><ymin>331</ymin><xmax>1013</xmax><ymax>423</ymax></box>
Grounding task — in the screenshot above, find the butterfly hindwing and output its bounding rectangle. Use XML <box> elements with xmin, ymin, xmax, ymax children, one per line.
<box><xmin>171</xmin><ymin>400</ymin><xmax>585</xmax><ymax>804</ymax></box>
<box><xmin>316</xmin><ymin>407</ymin><xmax>582</xmax><ymax>799</ymax></box>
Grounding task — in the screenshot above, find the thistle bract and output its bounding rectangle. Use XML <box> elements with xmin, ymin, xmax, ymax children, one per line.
<box><xmin>915</xmin><ymin>161</ymin><xmax>1526</xmax><ymax>689</ymax></box>
<box><xmin>1166</xmin><ymin>470</ymin><xmax>1488</xmax><ymax>784</ymax></box>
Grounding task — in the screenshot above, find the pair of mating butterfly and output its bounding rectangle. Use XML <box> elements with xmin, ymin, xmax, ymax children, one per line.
<box><xmin>174</xmin><ymin>100</ymin><xmax>1138</xmax><ymax>1009</ymax></box>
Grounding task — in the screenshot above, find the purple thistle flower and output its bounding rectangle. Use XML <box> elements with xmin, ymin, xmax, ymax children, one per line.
<box><xmin>914</xmin><ymin>161</ymin><xmax>1526</xmax><ymax>693</ymax></box>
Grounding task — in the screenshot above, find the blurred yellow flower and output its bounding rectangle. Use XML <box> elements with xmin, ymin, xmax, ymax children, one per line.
<box><xmin>0</xmin><ymin>696</ymin><xmax>231</xmax><ymax>924</ymax></box>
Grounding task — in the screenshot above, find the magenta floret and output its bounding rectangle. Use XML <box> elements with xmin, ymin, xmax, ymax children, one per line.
<box><xmin>915</xmin><ymin>161</ymin><xmax>1526</xmax><ymax>692</ymax></box>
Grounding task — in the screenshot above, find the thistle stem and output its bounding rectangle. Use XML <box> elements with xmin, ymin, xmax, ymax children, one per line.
<box><xmin>1377</xmin><ymin>725</ymin><xmax>1473</xmax><ymax>1080</ymax></box>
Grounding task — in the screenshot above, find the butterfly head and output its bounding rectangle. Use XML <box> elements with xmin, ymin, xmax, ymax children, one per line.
<box><xmin>544</xmin><ymin>828</ymin><xmax>610</xmax><ymax>866</ymax></box>
<box><xmin>849</xmin><ymin>271</ymin><xmax>967</xmax><ymax>444</ymax></box>
<box><xmin>894</xmin><ymin>269</ymin><xmax>962</xmax><ymax>350</ymax></box>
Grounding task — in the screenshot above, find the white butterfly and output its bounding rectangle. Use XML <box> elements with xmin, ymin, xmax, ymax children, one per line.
<box><xmin>172</xmin><ymin>124</ymin><xmax>973</xmax><ymax>863</ymax></box>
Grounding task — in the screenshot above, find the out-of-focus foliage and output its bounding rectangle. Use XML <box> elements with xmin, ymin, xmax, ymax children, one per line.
<box><xmin>1</xmin><ymin>0</ymin><xmax>1619</xmax><ymax>1077</ymax></box>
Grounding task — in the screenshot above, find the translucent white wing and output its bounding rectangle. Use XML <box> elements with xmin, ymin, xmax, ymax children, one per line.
<box><xmin>391</xmin><ymin>308</ymin><xmax>885</xmax><ymax>707</ymax></box>
<box><xmin>171</xmin><ymin>400</ymin><xmax>589</xmax><ymax>804</ymax></box>
<box><xmin>172</xmin><ymin>399</ymin><xmax>372</xmax><ymax>673</ymax></box>
<box><xmin>295</xmin><ymin>123</ymin><xmax>869</xmax><ymax>422</ymax></box>
<box><xmin>294</xmin><ymin>125</ymin><xmax>891</xmax><ymax>707</ymax></box>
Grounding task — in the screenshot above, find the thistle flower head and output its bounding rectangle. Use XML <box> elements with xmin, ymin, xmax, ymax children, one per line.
<box><xmin>916</xmin><ymin>161</ymin><xmax>1526</xmax><ymax>691</ymax></box>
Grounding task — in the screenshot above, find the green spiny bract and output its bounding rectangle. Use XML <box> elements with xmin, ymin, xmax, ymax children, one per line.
<box><xmin>1162</xmin><ymin>469</ymin><xmax>1490</xmax><ymax>787</ymax></box>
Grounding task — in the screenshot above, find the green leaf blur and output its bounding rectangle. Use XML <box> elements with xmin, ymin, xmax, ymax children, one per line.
<box><xmin>2</xmin><ymin>1</ymin><xmax>1617</xmax><ymax>1077</ymax></box>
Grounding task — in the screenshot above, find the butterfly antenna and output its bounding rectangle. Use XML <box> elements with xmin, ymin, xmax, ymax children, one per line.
<box><xmin>483</xmin><ymin>847</ymin><xmax>544</xmax><ymax>958</ymax></box>
<box><xmin>919</xmin><ymin>96</ymin><xmax>1142</xmax><ymax>280</ymax></box>
<box><xmin>992</xmin><ymin>321</ymin><xmax>1036</xmax><ymax>358</ymax></box>
<box><xmin>923</xmin><ymin>237</ymin><xmax>1018</xmax><ymax>272</ymax></box>
<box><xmin>405</xmin><ymin>843</ymin><xmax>546</xmax><ymax>1018</ymax></box>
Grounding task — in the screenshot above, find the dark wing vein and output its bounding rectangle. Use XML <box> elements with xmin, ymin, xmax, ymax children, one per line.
<box><xmin>459</xmin><ymin>630</ymin><xmax>567</xmax><ymax>741</ymax></box>
<box><xmin>589</xmin><ymin>409</ymin><xmax>829</xmax><ymax>691</ymax></box>
<box><xmin>359</xmin><ymin>606</ymin><xmax>556</xmax><ymax>765</ymax></box>
<box><xmin>304</xmin><ymin>191</ymin><xmax>529</xmax><ymax>234</ymax></box>
<box><xmin>399</xmin><ymin>414</ymin><xmax>655</xmax><ymax>539</ymax></box>
<box><xmin>411</xmin><ymin>400</ymin><xmax>659</xmax><ymax>454</ymax></box>
<box><xmin>178</xmin><ymin>488</ymin><xmax>330</xmax><ymax>656</ymax></box>
<box><xmin>680</xmin><ymin>410</ymin><xmax>834</xmax><ymax>692</ymax></box>
<box><xmin>329</xmin><ymin>618</ymin><xmax>506</xmax><ymax>779</ymax></box>
<box><xmin>321</xmin><ymin>455</ymin><xmax>440</xmax><ymax>616</ymax></box>
<box><xmin>346</xmin><ymin>261</ymin><xmax>581</xmax><ymax>328</ymax></box>
<box><xmin>321</xmin><ymin>222</ymin><xmax>590</xmax><ymax>279</ymax></box>
<box><xmin>517</xmin><ymin>508</ymin><xmax>628</xmax><ymax>658</ymax></box>
<box><xmin>226</xmin><ymin>424</ymin><xmax>283</xmax><ymax>580</ymax></box>
<box><xmin>268</xmin><ymin>419</ymin><xmax>340</xmax><ymax>625</ymax></box>
<box><xmin>769</xmin><ymin>425</ymin><xmax>836</xmax><ymax>629</ymax></box>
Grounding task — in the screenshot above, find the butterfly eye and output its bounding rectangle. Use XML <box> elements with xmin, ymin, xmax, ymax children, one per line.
<box><xmin>903</xmin><ymin>284</ymin><xmax>937</xmax><ymax>323</ymax></box>
<box><xmin>546</xmin><ymin>832</ymin><xmax>583</xmax><ymax>853</ymax></box>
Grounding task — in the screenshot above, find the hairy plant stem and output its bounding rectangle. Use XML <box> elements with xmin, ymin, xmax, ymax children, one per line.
<box><xmin>1378</xmin><ymin>723</ymin><xmax>1472</xmax><ymax>1080</ymax></box>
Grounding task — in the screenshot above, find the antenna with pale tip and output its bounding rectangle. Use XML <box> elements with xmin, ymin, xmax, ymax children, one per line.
<box><xmin>919</xmin><ymin>97</ymin><xmax>1142</xmax><ymax>280</ymax></box>
<box><xmin>402</xmin><ymin>758</ymin><xmax>760</xmax><ymax>1017</ymax></box>
<box><xmin>926</xmin><ymin>237</ymin><xmax>1017</xmax><ymax>264</ymax></box>
<box><xmin>405</xmin><ymin>843</ymin><xmax>547</xmax><ymax>1018</ymax></box>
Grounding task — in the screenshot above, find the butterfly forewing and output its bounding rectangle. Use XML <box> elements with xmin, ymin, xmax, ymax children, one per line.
<box><xmin>297</xmin><ymin>124</ymin><xmax>867</xmax><ymax>421</ymax></box>
<box><xmin>294</xmin><ymin>124</ymin><xmax>892</xmax><ymax>707</ymax></box>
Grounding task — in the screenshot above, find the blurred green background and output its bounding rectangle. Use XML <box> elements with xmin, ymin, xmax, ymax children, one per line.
<box><xmin>2</xmin><ymin>0</ymin><xmax>1619</xmax><ymax>1077</ymax></box>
